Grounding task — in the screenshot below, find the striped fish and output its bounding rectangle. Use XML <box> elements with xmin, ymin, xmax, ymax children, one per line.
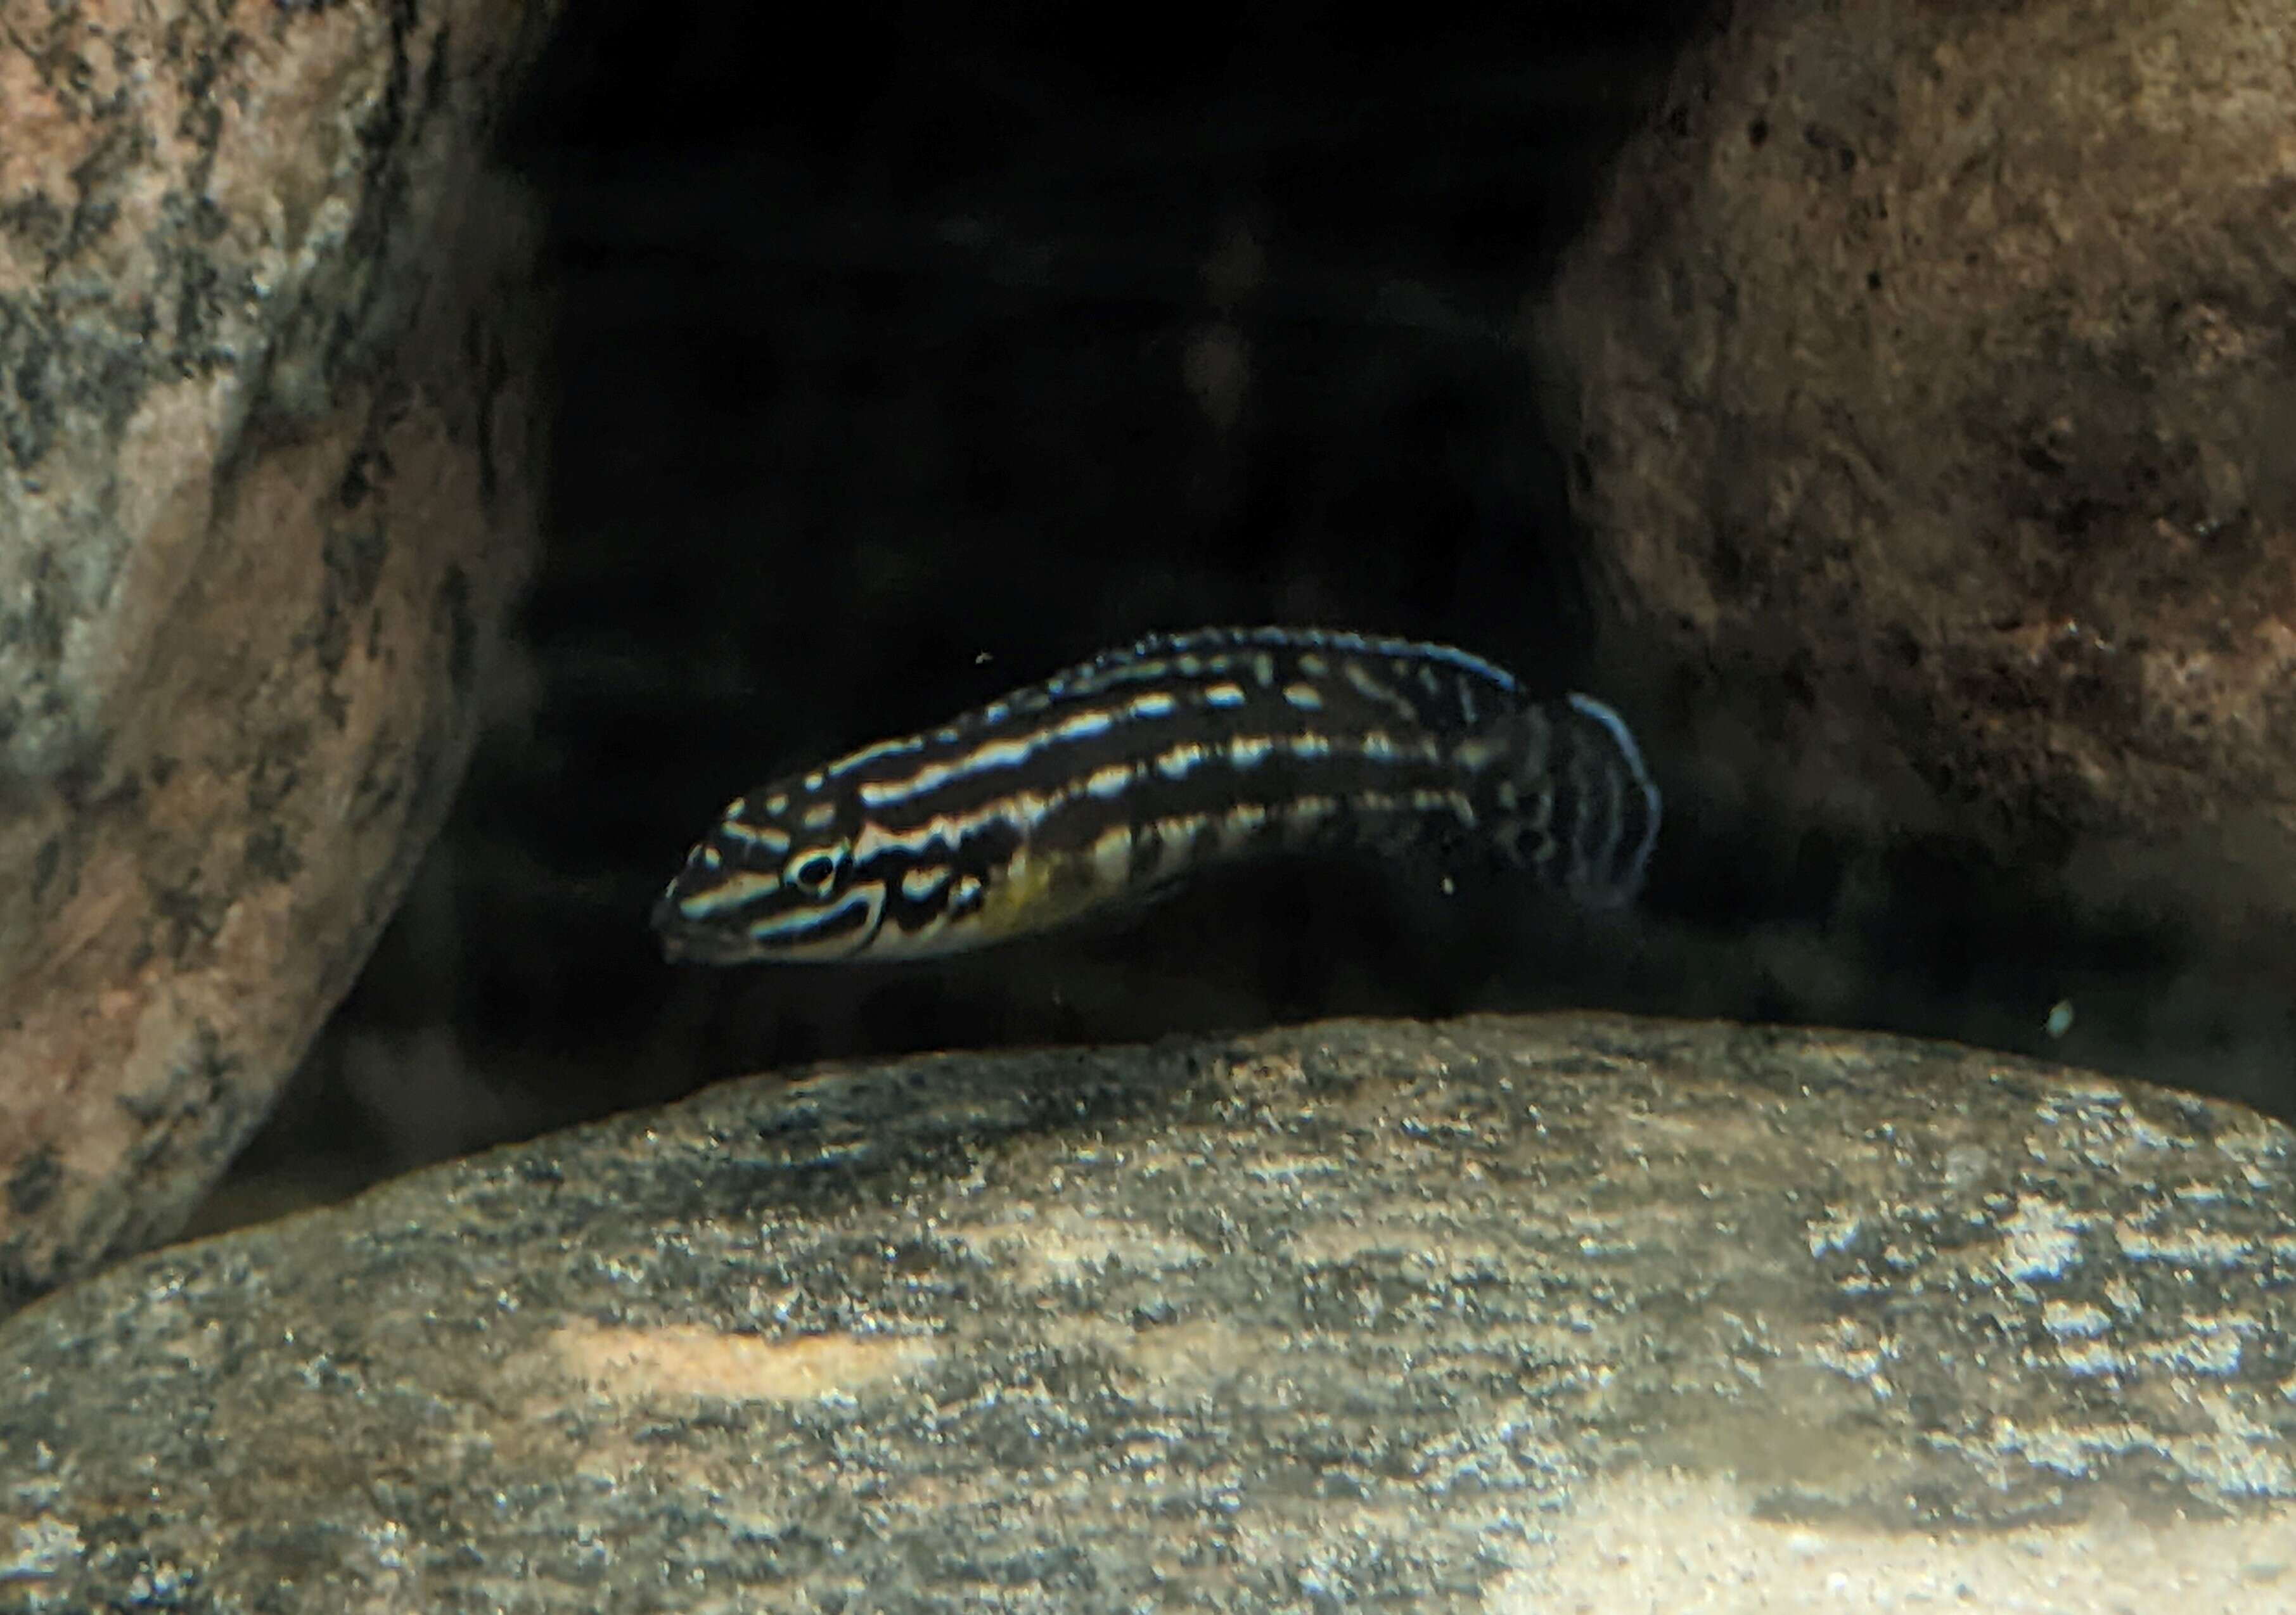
<box><xmin>653</xmin><ymin>627</ymin><xmax>1659</xmax><ymax>964</ymax></box>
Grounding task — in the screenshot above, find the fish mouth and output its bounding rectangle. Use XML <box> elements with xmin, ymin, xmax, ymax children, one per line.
<box><xmin>650</xmin><ymin>890</ymin><xmax>754</xmax><ymax>964</ymax></box>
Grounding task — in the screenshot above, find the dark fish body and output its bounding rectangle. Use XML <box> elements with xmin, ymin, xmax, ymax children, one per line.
<box><xmin>654</xmin><ymin>627</ymin><xmax>1660</xmax><ymax>964</ymax></box>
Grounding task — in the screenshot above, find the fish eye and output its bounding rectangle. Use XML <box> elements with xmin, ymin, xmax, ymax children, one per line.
<box><xmin>785</xmin><ymin>846</ymin><xmax>847</xmax><ymax>898</ymax></box>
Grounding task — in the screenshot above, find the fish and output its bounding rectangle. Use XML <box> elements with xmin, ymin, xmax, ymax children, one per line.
<box><xmin>653</xmin><ymin>626</ymin><xmax>1660</xmax><ymax>964</ymax></box>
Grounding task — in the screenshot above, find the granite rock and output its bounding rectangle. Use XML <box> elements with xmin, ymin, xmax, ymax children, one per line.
<box><xmin>0</xmin><ymin>0</ymin><xmax>560</xmax><ymax>1307</ymax></box>
<box><xmin>1</xmin><ymin>1014</ymin><xmax>2288</xmax><ymax>1611</ymax></box>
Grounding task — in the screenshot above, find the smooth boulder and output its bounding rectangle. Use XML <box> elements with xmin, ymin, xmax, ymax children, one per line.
<box><xmin>1</xmin><ymin>1014</ymin><xmax>2288</xmax><ymax>1610</ymax></box>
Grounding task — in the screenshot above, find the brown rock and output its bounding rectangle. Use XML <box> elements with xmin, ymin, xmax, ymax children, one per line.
<box><xmin>1548</xmin><ymin>1</ymin><xmax>2296</xmax><ymax>871</ymax></box>
<box><xmin>1</xmin><ymin>1014</ymin><xmax>2289</xmax><ymax>1610</ymax></box>
<box><xmin>0</xmin><ymin>1</ymin><xmax>560</xmax><ymax>1310</ymax></box>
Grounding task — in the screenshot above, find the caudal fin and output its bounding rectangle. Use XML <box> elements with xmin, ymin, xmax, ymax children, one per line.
<box><xmin>1484</xmin><ymin>694</ymin><xmax>1661</xmax><ymax>908</ymax></box>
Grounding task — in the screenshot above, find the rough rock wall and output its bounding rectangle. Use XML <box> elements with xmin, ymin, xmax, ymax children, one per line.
<box><xmin>1551</xmin><ymin>0</ymin><xmax>2296</xmax><ymax>874</ymax></box>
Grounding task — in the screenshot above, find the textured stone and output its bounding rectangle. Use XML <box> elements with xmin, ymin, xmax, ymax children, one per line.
<box><xmin>0</xmin><ymin>1</ymin><xmax>560</xmax><ymax>1308</ymax></box>
<box><xmin>1</xmin><ymin>1014</ymin><xmax>2288</xmax><ymax>1611</ymax></box>
<box><xmin>1548</xmin><ymin>0</ymin><xmax>2296</xmax><ymax>878</ymax></box>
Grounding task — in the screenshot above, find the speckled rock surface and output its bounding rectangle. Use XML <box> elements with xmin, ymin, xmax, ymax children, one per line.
<box><xmin>1548</xmin><ymin>0</ymin><xmax>2296</xmax><ymax>879</ymax></box>
<box><xmin>1</xmin><ymin>1014</ymin><xmax>2288</xmax><ymax>1612</ymax></box>
<box><xmin>0</xmin><ymin>1</ymin><xmax>559</xmax><ymax>1308</ymax></box>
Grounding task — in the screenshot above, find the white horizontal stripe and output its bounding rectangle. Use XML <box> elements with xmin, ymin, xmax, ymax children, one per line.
<box><xmin>856</xmin><ymin>704</ymin><xmax>1128</xmax><ymax>808</ymax></box>
<box><xmin>714</xmin><ymin>819</ymin><xmax>792</xmax><ymax>852</ymax></box>
<box><xmin>672</xmin><ymin>868</ymin><xmax>781</xmax><ymax>919</ymax></box>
